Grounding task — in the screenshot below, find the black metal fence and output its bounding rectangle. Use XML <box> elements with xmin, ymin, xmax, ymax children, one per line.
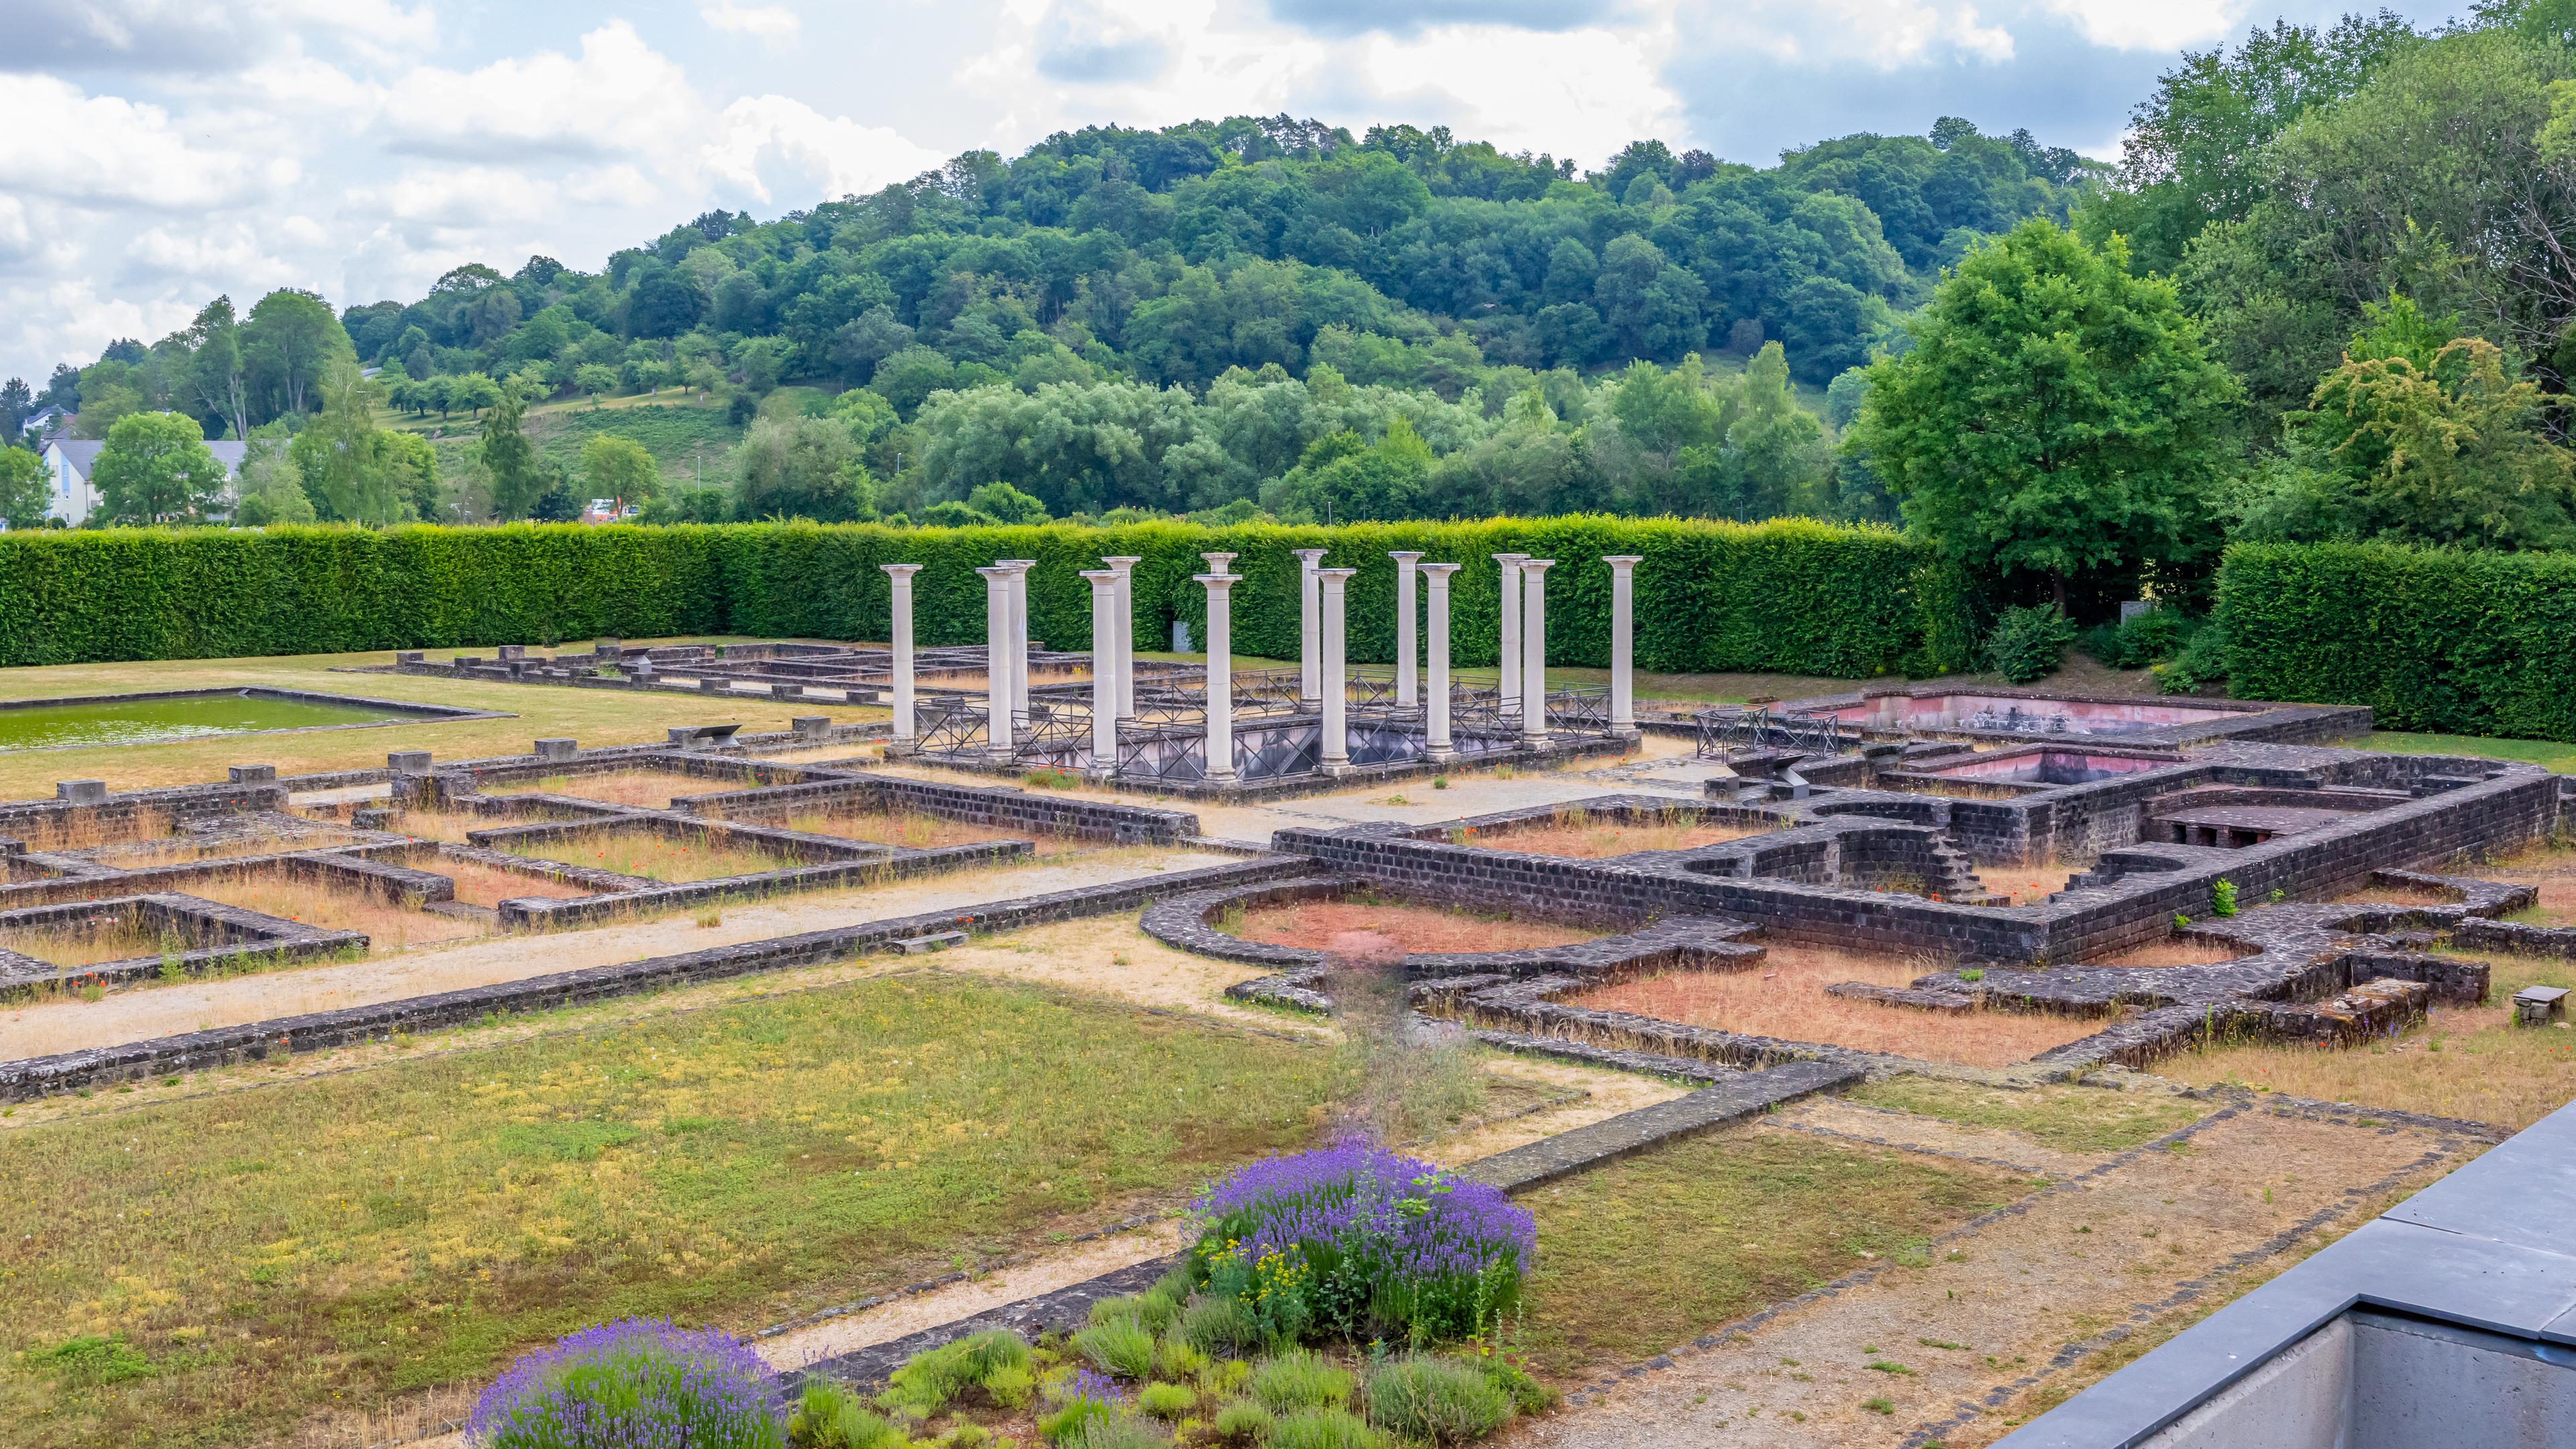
<box><xmin>1693</xmin><ymin>704</ymin><xmax>1849</xmax><ymax>759</ymax></box>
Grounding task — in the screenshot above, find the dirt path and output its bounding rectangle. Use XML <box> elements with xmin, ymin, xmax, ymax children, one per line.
<box><xmin>1511</xmin><ymin>1104</ymin><xmax>2473</xmax><ymax>1449</ymax></box>
<box><xmin>0</xmin><ymin>848</ymin><xmax>1228</xmax><ymax>1062</ymax></box>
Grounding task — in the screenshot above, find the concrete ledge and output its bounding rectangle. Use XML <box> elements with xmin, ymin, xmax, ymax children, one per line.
<box><xmin>1456</xmin><ymin>1059</ymin><xmax>1864</xmax><ymax>1191</ymax></box>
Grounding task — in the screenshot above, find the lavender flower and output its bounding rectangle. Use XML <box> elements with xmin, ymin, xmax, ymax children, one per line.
<box><xmin>468</xmin><ymin>1318</ymin><xmax>784</xmax><ymax>1449</ymax></box>
<box><xmin>1189</xmin><ymin>1140</ymin><xmax>1536</xmax><ymax>1344</ymax></box>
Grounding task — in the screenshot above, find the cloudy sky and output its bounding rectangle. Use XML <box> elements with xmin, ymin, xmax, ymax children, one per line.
<box><xmin>1</xmin><ymin>0</ymin><xmax>2468</xmax><ymax>386</ymax></box>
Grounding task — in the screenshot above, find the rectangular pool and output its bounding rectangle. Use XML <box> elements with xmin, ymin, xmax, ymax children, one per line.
<box><xmin>0</xmin><ymin>688</ymin><xmax>506</xmax><ymax>751</ymax></box>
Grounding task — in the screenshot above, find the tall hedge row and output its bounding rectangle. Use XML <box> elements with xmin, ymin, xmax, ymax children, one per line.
<box><xmin>2216</xmin><ymin>542</ymin><xmax>2576</xmax><ymax>742</ymax></box>
<box><xmin>0</xmin><ymin>519</ymin><xmax>1977</xmax><ymax>678</ymax></box>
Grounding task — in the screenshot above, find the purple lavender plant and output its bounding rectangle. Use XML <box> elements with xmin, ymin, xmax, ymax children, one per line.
<box><xmin>1190</xmin><ymin>1140</ymin><xmax>1536</xmax><ymax>1344</ymax></box>
<box><xmin>467</xmin><ymin>1318</ymin><xmax>785</xmax><ymax>1449</ymax></box>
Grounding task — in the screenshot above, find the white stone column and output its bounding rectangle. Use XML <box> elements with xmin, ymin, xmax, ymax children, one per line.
<box><xmin>1520</xmin><ymin>558</ymin><xmax>1553</xmax><ymax>743</ymax></box>
<box><xmin>1293</xmin><ymin>548</ymin><xmax>1328</xmax><ymax>700</ymax></box>
<box><xmin>1001</xmin><ymin>559</ymin><xmax>1034</xmax><ymax>721</ymax></box>
<box><xmin>881</xmin><ymin>563</ymin><xmax>921</xmax><ymax>741</ymax></box>
<box><xmin>1494</xmin><ymin>551</ymin><xmax>1528</xmax><ymax>716</ymax></box>
<box><xmin>1605</xmin><ymin>554</ymin><xmax>1642</xmax><ymax>737</ymax></box>
<box><xmin>1198</xmin><ymin>570</ymin><xmax>1238</xmax><ymax>782</ymax></box>
<box><xmin>1318</xmin><ymin>567</ymin><xmax>1356</xmax><ymax>767</ymax></box>
<box><xmin>1083</xmin><ymin>570</ymin><xmax>1118</xmax><ymax>769</ymax></box>
<box><xmin>978</xmin><ymin>566</ymin><xmax>1015</xmax><ymax>758</ymax></box>
<box><xmin>1421</xmin><ymin>562</ymin><xmax>1460</xmax><ymax>761</ymax></box>
<box><xmin>1390</xmin><ymin>551</ymin><xmax>1424</xmax><ymax>708</ymax></box>
<box><xmin>1102</xmin><ymin>555</ymin><xmax>1141</xmax><ymax>724</ymax></box>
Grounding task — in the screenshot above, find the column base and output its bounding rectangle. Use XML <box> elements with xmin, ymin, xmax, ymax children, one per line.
<box><xmin>1426</xmin><ymin>746</ymin><xmax>1456</xmax><ymax>763</ymax></box>
<box><xmin>1320</xmin><ymin>761</ymin><xmax>1358</xmax><ymax>777</ymax></box>
<box><xmin>883</xmin><ymin>737</ymin><xmax>921</xmax><ymax>757</ymax></box>
<box><xmin>1610</xmin><ymin>725</ymin><xmax>1642</xmax><ymax>741</ymax></box>
<box><xmin>1203</xmin><ymin>768</ymin><xmax>1238</xmax><ymax>783</ymax></box>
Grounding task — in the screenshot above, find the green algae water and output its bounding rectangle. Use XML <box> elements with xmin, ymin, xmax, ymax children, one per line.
<box><xmin>0</xmin><ymin>691</ymin><xmax>420</xmax><ymax>751</ymax></box>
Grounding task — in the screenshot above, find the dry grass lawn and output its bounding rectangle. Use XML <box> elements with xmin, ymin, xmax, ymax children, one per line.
<box><xmin>1515</xmin><ymin>1126</ymin><xmax>2027</xmax><ymax>1379</ymax></box>
<box><xmin>1458</xmin><ymin>805</ymin><xmax>1768</xmax><ymax>858</ymax></box>
<box><xmin>0</xmin><ymin>910</ymin><xmax>179</xmax><ymax>967</ymax></box>
<box><xmin>1974</xmin><ymin>863</ymin><xmax>2088</xmax><ymax>906</ymax></box>
<box><xmin>0</xmin><ymin>643</ymin><xmax>883</xmax><ymax>802</ymax></box>
<box><xmin>2481</xmin><ymin>839</ymin><xmax>2576</xmax><ymax>928</ymax></box>
<box><xmin>177</xmin><ymin>873</ymin><xmax>486</xmax><ymax>951</ymax></box>
<box><xmin>1228</xmin><ymin>897</ymin><xmax>1597</xmax><ymax>955</ymax></box>
<box><xmin>502</xmin><ymin>826</ymin><xmax>804</xmax><ymax>883</ymax></box>
<box><xmin>1572</xmin><ymin>943</ymin><xmax>2110</xmax><ymax>1067</ymax></box>
<box><xmin>0</xmin><ymin>972</ymin><xmax>1356</xmax><ymax>1449</ymax></box>
<box><xmin>2163</xmin><ymin>949</ymin><xmax>2576</xmax><ymax>1128</ymax></box>
<box><xmin>499</xmin><ymin>768</ymin><xmax>741</xmax><ymax>808</ymax></box>
<box><xmin>433</xmin><ymin>859</ymin><xmax>598</xmax><ymax>908</ymax></box>
<box><xmin>777</xmin><ymin>805</ymin><xmax>1067</xmax><ymax>855</ymax></box>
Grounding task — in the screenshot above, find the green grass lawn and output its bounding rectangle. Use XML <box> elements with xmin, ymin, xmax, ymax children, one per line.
<box><xmin>1514</xmin><ymin>1128</ymin><xmax>2024</xmax><ymax>1378</ymax></box>
<box><xmin>1842</xmin><ymin>1078</ymin><xmax>2214</xmax><ymax>1155</ymax></box>
<box><xmin>2357</xmin><ymin>730</ymin><xmax>2576</xmax><ymax>774</ymax></box>
<box><xmin>0</xmin><ymin>972</ymin><xmax>1351</xmax><ymax>1448</ymax></box>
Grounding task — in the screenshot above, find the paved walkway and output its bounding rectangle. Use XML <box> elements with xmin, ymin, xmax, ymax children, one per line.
<box><xmin>0</xmin><ymin>848</ymin><xmax>1228</xmax><ymax>1063</ymax></box>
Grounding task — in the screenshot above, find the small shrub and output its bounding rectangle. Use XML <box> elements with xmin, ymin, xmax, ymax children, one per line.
<box><xmin>1024</xmin><ymin>768</ymin><xmax>1080</xmax><ymax>790</ymax></box>
<box><xmin>1063</xmin><ymin>1413</ymin><xmax>1168</xmax><ymax>1449</ymax></box>
<box><xmin>2174</xmin><ymin>913</ymin><xmax>2191</xmax><ymax>929</ymax></box>
<box><xmin>1157</xmin><ymin>1338</ymin><xmax>1210</xmax><ymax>1381</ymax></box>
<box><xmin>1075</xmin><ymin>1318</ymin><xmax>1160</xmax><ymax>1380</ymax></box>
<box><xmin>2081</xmin><ymin>609</ymin><xmax>2194</xmax><ymax>669</ymax></box>
<box><xmin>1267</xmin><ymin>1407</ymin><xmax>1384</xmax><ymax>1449</ymax></box>
<box><xmin>880</xmin><ymin>1329</ymin><xmax>1034</xmax><ymax>1417</ymax></box>
<box><xmin>789</xmin><ymin>1381</ymin><xmax>906</xmax><ymax>1449</ymax></box>
<box><xmin>468</xmin><ymin>1318</ymin><xmax>783</xmax><ymax>1449</ymax></box>
<box><xmin>1863</xmin><ymin>1395</ymin><xmax>1896</xmax><ymax>1415</ymax></box>
<box><xmin>1138</xmin><ymin>1382</ymin><xmax>1198</xmax><ymax>1419</ymax></box>
<box><xmin>1959</xmin><ymin>968</ymin><xmax>1984</xmax><ymax>983</ymax></box>
<box><xmin>1178</xmin><ymin>1295</ymin><xmax>1263</xmax><ymax>1358</ymax></box>
<box><xmin>985</xmin><ymin>1364</ymin><xmax>1036</xmax><ymax>1410</ymax></box>
<box><xmin>1983</xmin><ymin>605</ymin><xmax>2077</xmax><ymax>685</ymax></box>
<box><xmin>1092</xmin><ymin>1285</ymin><xmax>1183</xmax><ymax>1336</ymax></box>
<box><xmin>1210</xmin><ymin>1400</ymin><xmax>1273</xmax><ymax>1443</ymax></box>
<box><xmin>1431</xmin><ymin>776</ymin><xmax>1450</xmax><ymax>790</ymax></box>
<box><xmin>1038</xmin><ymin>1369</ymin><xmax>1128</xmax><ymax>1444</ymax></box>
<box><xmin>1475</xmin><ymin>1355</ymin><xmax>1556</xmax><ymax>1415</ymax></box>
<box><xmin>2212</xmin><ymin>878</ymin><xmax>2238</xmax><ymax>917</ymax></box>
<box><xmin>1364</xmin><ymin>1355</ymin><xmax>1512</xmax><ymax>1444</ymax></box>
<box><xmin>1251</xmin><ymin>1351</ymin><xmax>1354</xmax><ymax>1413</ymax></box>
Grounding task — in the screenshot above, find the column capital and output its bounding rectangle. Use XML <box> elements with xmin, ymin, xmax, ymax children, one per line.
<box><xmin>1493</xmin><ymin>550</ymin><xmax>1529</xmax><ymax>564</ymax></box>
<box><xmin>1601</xmin><ymin>554</ymin><xmax>1644</xmax><ymax>568</ymax></box>
<box><xmin>1291</xmin><ymin>547</ymin><xmax>1329</xmax><ymax>562</ymax></box>
<box><xmin>1387</xmin><ymin>549</ymin><xmax>1426</xmax><ymax>561</ymax></box>
<box><xmin>1201</xmin><ymin>551</ymin><xmax>1238</xmax><ymax>572</ymax></box>
<box><xmin>1521</xmin><ymin>557</ymin><xmax>1556</xmax><ymax>575</ymax></box>
<box><xmin>975</xmin><ymin>566</ymin><xmax>1012</xmax><ymax>578</ymax></box>
<box><xmin>880</xmin><ymin>562</ymin><xmax>923</xmax><ymax>578</ymax></box>
<box><xmin>1316</xmin><ymin>566</ymin><xmax>1358</xmax><ymax>582</ymax></box>
<box><xmin>1099</xmin><ymin>555</ymin><xmax>1142</xmax><ymax>568</ymax></box>
<box><xmin>1418</xmin><ymin>560</ymin><xmax>1462</xmax><ymax>576</ymax></box>
<box><xmin>1193</xmin><ymin>572</ymin><xmax>1238</xmax><ymax>590</ymax></box>
<box><xmin>1079</xmin><ymin>569</ymin><xmax>1117</xmax><ymax>582</ymax></box>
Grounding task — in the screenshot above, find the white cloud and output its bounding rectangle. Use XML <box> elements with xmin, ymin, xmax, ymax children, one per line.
<box><xmin>1358</xmin><ymin>25</ymin><xmax>1682</xmax><ymax>159</ymax></box>
<box><xmin>702</xmin><ymin>2</ymin><xmax>804</xmax><ymax>43</ymax></box>
<box><xmin>704</xmin><ymin>96</ymin><xmax>949</xmax><ymax>201</ymax></box>
<box><xmin>0</xmin><ymin>74</ymin><xmax>294</xmax><ymax>209</ymax></box>
<box><xmin>376</xmin><ymin>21</ymin><xmax>694</xmax><ymax>161</ymax></box>
<box><xmin>2039</xmin><ymin>0</ymin><xmax>2240</xmax><ymax>50</ymax></box>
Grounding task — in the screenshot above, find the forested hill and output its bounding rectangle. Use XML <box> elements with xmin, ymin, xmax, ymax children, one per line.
<box><xmin>347</xmin><ymin>117</ymin><xmax>2096</xmax><ymax>400</ymax></box>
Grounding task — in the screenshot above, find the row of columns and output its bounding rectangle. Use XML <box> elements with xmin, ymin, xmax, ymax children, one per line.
<box><xmin>879</xmin><ymin>550</ymin><xmax>1642</xmax><ymax>777</ymax></box>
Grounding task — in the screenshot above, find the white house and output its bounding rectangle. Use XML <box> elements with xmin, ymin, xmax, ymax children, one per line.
<box><xmin>41</xmin><ymin>437</ymin><xmax>248</xmax><ymax>526</ymax></box>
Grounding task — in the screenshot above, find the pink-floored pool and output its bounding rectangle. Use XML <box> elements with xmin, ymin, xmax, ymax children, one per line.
<box><xmin>1902</xmin><ymin>744</ymin><xmax>2184</xmax><ymax>786</ymax></box>
<box><xmin>1814</xmin><ymin>692</ymin><xmax>2257</xmax><ymax>739</ymax></box>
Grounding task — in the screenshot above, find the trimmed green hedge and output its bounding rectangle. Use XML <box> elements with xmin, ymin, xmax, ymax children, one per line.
<box><xmin>2216</xmin><ymin>542</ymin><xmax>2576</xmax><ymax>742</ymax></box>
<box><xmin>0</xmin><ymin>519</ymin><xmax>1976</xmax><ymax>679</ymax></box>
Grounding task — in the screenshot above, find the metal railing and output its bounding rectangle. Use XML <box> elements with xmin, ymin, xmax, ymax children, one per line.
<box><xmin>1693</xmin><ymin>704</ymin><xmax>1849</xmax><ymax>759</ymax></box>
<box><xmin>1544</xmin><ymin>686</ymin><xmax>1612</xmax><ymax>733</ymax></box>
